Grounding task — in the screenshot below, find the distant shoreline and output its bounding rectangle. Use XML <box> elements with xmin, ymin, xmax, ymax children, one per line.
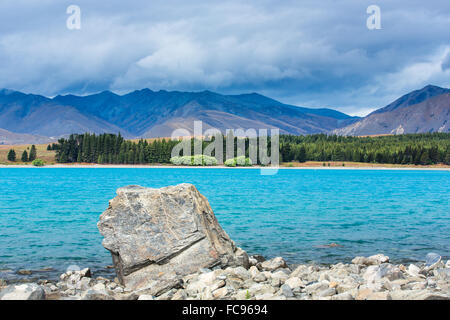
<box><xmin>1</xmin><ymin>164</ymin><xmax>449</xmax><ymax>170</ymax></box>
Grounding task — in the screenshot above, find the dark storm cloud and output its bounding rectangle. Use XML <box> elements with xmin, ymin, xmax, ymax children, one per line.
<box><xmin>0</xmin><ymin>0</ymin><xmax>449</xmax><ymax>115</ymax></box>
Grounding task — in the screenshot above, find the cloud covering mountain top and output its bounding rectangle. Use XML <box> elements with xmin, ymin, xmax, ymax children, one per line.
<box><xmin>0</xmin><ymin>0</ymin><xmax>449</xmax><ymax>116</ymax></box>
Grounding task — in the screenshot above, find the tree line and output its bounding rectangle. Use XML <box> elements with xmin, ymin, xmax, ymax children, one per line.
<box><xmin>54</xmin><ymin>133</ymin><xmax>178</xmax><ymax>164</ymax></box>
<box><xmin>279</xmin><ymin>133</ymin><xmax>450</xmax><ymax>165</ymax></box>
<box><xmin>54</xmin><ymin>132</ymin><xmax>276</xmax><ymax>164</ymax></box>
<box><xmin>53</xmin><ymin>132</ymin><xmax>450</xmax><ymax>165</ymax></box>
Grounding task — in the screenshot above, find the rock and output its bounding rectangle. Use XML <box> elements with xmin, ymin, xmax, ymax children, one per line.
<box><xmin>336</xmin><ymin>282</ymin><xmax>358</xmax><ymax>294</ymax></box>
<box><xmin>157</xmin><ymin>288</ymin><xmax>177</xmax><ymax>300</ymax></box>
<box><xmin>433</xmin><ymin>269</ymin><xmax>450</xmax><ymax>281</ymax></box>
<box><xmin>249</xmin><ymin>266</ymin><xmax>259</xmax><ymax>277</ymax></box>
<box><xmin>290</xmin><ymin>265</ymin><xmax>308</xmax><ymax>278</ymax></box>
<box><xmin>316</xmin><ymin>287</ymin><xmax>336</xmax><ymax>297</ymax></box>
<box><xmin>270</xmin><ymin>278</ymin><xmax>282</xmax><ymax>287</ymax></box>
<box><xmin>138</xmin><ymin>294</ymin><xmax>155</xmax><ymax>300</ymax></box>
<box><xmin>248</xmin><ymin>257</ymin><xmax>258</xmax><ymax>266</ymax></box>
<box><xmin>75</xmin><ymin>277</ymin><xmax>92</xmax><ymax>291</ymax></box>
<box><xmin>113</xmin><ymin>287</ymin><xmax>124</xmax><ymax>294</ymax></box>
<box><xmin>390</xmin><ymin>289</ymin><xmax>450</xmax><ymax>300</ymax></box>
<box><xmin>255</xmin><ymin>293</ymin><xmax>278</xmax><ymax>300</ymax></box>
<box><xmin>92</xmin><ymin>283</ymin><xmax>106</xmax><ymax>292</ymax></box>
<box><xmin>280</xmin><ymin>284</ymin><xmax>293</xmax><ymax>297</ymax></box>
<box><xmin>234</xmin><ymin>247</ymin><xmax>250</xmax><ymax>269</ymax></box>
<box><xmin>352</xmin><ymin>254</ymin><xmax>389</xmax><ymax>266</ymax></box>
<box><xmin>356</xmin><ymin>287</ymin><xmax>373</xmax><ymax>300</ymax></box>
<box><xmin>305</xmin><ymin>281</ymin><xmax>329</xmax><ymax>294</ymax></box>
<box><xmin>407</xmin><ymin>264</ymin><xmax>422</xmax><ymax>278</ymax></box>
<box><xmin>260</xmin><ymin>257</ymin><xmax>287</xmax><ymax>271</ymax></box>
<box><xmin>234</xmin><ymin>289</ymin><xmax>251</xmax><ymax>300</ymax></box>
<box><xmin>425</xmin><ymin>253</ymin><xmax>441</xmax><ymax>268</ymax></box>
<box><xmin>98</xmin><ymin>183</ymin><xmax>247</xmax><ymax>294</ymax></box>
<box><xmin>231</xmin><ymin>267</ymin><xmax>251</xmax><ymax>281</ymax></box>
<box><xmin>212</xmin><ymin>287</ymin><xmax>229</xmax><ymax>299</ymax></box>
<box><xmin>248</xmin><ymin>283</ymin><xmax>276</xmax><ymax>297</ymax></box>
<box><xmin>319</xmin><ymin>272</ymin><xmax>330</xmax><ymax>282</ymax></box>
<box><xmin>80</xmin><ymin>268</ymin><xmax>92</xmax><ymax>278</ymax></box>
<box><xmin>0</xmin><ymin>283</ymin><xmax>45</xmax><ymax>300</ymax></box>
<box><xmin>81</xmin><ymin>289</ymin><xmax>114</xmax><ymax>300</ymax></box>
<box><xmin>17</xmin><ymin>269</ymin><xmax>32</xmax><ymax>275</ymax></box>
<box><xmin>331</xmin><ymin>292</ymin><xmax>354</xmax><ymax>300</ymax></box>
<box><xmin>271</xmin><ymin>270</ymin><xmax>289</xmax><ymax>283</ymax></box>
<box><xmin>253</xmin><ymin>273</ymin><xmax>267</xmax><ymax>283</ymax></box>
<box><xmin>284</xmin><ymin>277</ymin><xmax>303</xmax><ymax>290</ymax></box>
<box><xmin>107</xmin><ymin>282</ymin><xmax>118</xmax><ymax>290</ymax></box>
<box><xmin>364</xmin><ymin>264</ymin><xmax>403</xmax><ymax>283</ymax></box>
<box><xmin>251</xmin><ymin>255</ymin><xmax>266</xmax><ymax>263</ymax></box>
<box><xmin>199</xmin><ymin>287</ymin><xmax>214</xmax><ymax>300</ymax></box>
<box><xmin>366</xmin><ymin>292</ymin><xmax>392</xmax><ymax>300</ymax></box>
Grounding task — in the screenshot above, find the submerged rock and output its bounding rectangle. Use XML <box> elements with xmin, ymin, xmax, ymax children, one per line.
<box><xmin>98</xmin><ymin>183</ymin><xmax>248</xmax><ymax>294</ymax></box>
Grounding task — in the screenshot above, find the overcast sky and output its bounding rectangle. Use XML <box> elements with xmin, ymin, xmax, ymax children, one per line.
<box><xmin>0</xmin><ymin>0</ymin><xmax>449</xmax><ymax>116</ymax></box>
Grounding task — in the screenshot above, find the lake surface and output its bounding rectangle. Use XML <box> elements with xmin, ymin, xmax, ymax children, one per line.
<box><xmin>0</xmin><ymin>168</ymin><xmax>449</xmax><ymax>282</ymax></box>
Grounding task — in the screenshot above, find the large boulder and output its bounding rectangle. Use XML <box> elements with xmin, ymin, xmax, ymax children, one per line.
<box><xmin>98</xmin><ymin>183</ymin><xmax>248</xmax><ymax>295</ymax></box>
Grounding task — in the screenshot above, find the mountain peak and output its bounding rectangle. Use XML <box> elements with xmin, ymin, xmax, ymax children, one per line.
<box><xmin>334</xmin><ymin>85</ymin><xmax>450</xmax><ymax>136</ymax></box>
<box><xmin>371</xmin><ymin>84</ymin><xmax>450</xmax><ymax>115</ymax></box>
<box><xmin>421</xmin><ymin>84</ymin><xmax>445</xmax><ymax>91</ymax></box>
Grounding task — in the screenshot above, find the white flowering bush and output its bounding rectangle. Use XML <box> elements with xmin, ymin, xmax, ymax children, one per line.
<box><xmin>170</xmin><ymin>155</ymin><xmax>218</xmax><ymax>166</ymax></box>
<box><xmin>170</xmin><ymin>156</ymin><xmax>182</xmax><ymax>165</ymax></box>
<box><xmin>226</xmin><ymin>156</ymin><xmax>252</xmax><ymax>167</ymax></box>
<box><xmin>202</xmin><ymin>155</ymin><xmax>218</xmax><ymax>166</ymax></box>
<box><xmin>236</xmin><ymin>156</ymin><xmax>252</xmax><ymax>166</ymax></box>
<box><xmin>180</xmin><ymin>156</ymin><xmax>193</xmax><ymax>165</ymax></box>
<box><xmin>225</xmin><ymin>158</ymin><xmax>236</xmax><ymax>167</ymax></box>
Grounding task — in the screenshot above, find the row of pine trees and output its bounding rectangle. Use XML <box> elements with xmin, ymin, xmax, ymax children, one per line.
<box><xmin>54</xmin><ymin>133</ymin><xmax>179</xmax><ymax>164</ymax></box>
<box><xmin>53</xmin><ymin>132</ymin><xmax>450</xmax><ymax>165</ymax></box>
<box><xmin>54</xmin><ymin>132</ymin><xmax>276</xmax><ymax>164</ymax></box>
<box><xmin>279</xmin><ymin>133</ymin><xmax>450</xmax><ymax>165</ymax></box>
<box><xmin>7</xmin><ymin>145</ymin><xmax>37</xmax><ymax>162</ymax></box>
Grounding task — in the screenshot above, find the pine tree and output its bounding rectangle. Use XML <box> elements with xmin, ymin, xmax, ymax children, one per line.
<box><xmin>21</xmin><ymin>150</ymin><xmax>28</xmax><ymax>162</ymax></box>
<box><xmin>7</xmin><ymin>149</ymin><xmax>16</xmax><ymax>162</ymax></box>
<box><xmin>29</xmin><ymin>145</ymin><xmax>37</xmax><ymax>161</ymax></box>
<box><xmin>297</xmin><ymin>146</ymin><xmax>307</xmax><ymax>162</ymax></box>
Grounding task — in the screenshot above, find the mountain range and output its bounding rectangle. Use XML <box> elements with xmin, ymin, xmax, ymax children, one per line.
<box><xmin>0</xmin><ymin>85</ymin><xmax>449</xmax><ymax>144</ymax></box>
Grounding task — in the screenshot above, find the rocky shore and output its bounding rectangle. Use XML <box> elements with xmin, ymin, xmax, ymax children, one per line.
<box><xmin>0</xmin><ymin>253</ymin><xmax>449</xmax><ymax>300</ymax></box>
<box><xmin>1</xmin><ymin>183</ymin><xmax>449</xmax><ymax>300</ymax></box>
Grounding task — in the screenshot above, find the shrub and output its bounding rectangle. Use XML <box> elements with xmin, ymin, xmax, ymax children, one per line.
<box><xmin>224</xmin><ymin>158</ymin><xmax>236</xmax><ymax>167</ymax></box>
<box><xmin>170</xmin><ymin>155</ymin><xmax>218</xmax><ymax>166</ymax></box>
<box><xmin>32</xmin><ymin>159</ymin><xmax>45</xmax><ymax>167</ymax></box>
<box><xmin>170</xmin><ymin>156</ymin><xmax>182</xmax><ymax>165</ymax></box>
<box><xmin>226</xmin><ymin>156</ymin><xmax>252</xmax><ymax>167</ymax></box>
<box><xmin>192</xmin><ymin>155</ymin><xmax>204</xmax><ymax>166</ymax></box>
<box><xmin>202</xmin><ymin>155</ymin><xmax>217</xmax><ymax>166</ymax></box>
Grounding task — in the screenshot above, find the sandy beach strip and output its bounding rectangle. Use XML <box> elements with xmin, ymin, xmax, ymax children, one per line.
<box><xmin>1</xmin><ymin>164</ymin><xmax>449</xmax><ymax>170</ymax></box>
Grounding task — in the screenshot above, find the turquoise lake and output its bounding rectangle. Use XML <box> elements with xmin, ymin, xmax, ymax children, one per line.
<box><xmin>0</xmin><ymin>168</ymin><xmax>449</xmax><ymax>282</ymax></box>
